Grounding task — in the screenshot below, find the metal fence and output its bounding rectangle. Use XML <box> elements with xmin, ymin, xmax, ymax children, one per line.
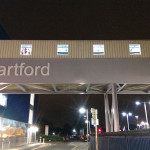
<box><xmin>90</xmin><ymin>130</ymin><xmax>150</xmax><ymax>150</ymax></box>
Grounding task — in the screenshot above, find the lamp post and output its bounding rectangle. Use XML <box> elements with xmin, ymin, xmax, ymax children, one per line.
<box><xmin>135</xmin><ymin>116</ymin><xmax>139</xmax><ymax>129</ymax></box>
<box><xmin>85</xmin><ymin>120</ymin><xmax>91</xmax><ymax>134</ymax></box>
<box><xmin>135</xmin><ymin>101</ymin><xmax>149</xmax><ymax>128</ymax></box>
<box><xmin>122</xmin><ymin>112</ymin><xmax>132</xmax><ymax>130</ymax></box>
<box><xmin>79</xmin><ymin>107</ymin><xmax>89</xmax><ymax>149</ymax></box>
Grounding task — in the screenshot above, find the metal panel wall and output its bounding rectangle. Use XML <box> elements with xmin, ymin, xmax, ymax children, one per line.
<box><xmin>0</xmin><ymin>40</ymin><xmax>150</xmax><ymax>58</ymax></box>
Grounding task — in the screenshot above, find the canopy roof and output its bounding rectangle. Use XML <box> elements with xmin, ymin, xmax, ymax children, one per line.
<box><xmin>1</xmin><ymin>83</ymin><xmax>150</xmax><ymax>94</ymax></box>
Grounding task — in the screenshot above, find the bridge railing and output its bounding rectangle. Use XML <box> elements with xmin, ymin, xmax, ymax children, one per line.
<box><xmin>90</xmin><ymin>129</ymin><xmax>150</xmax><ymax>150</ymax></box>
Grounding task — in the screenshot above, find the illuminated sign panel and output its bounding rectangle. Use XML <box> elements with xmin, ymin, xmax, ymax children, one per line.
<box><xmin>57</xmin><ymin>45</ymin><xmax>69</xmax><ymax>55</ymax></box>
<box><xmin>129</xmin><ymin>44</ymin><xmax>141</xmax><ymax>55</ymax></box>
<box><xmin>0</xmin><ymin>94</ymin><xmax>7</xmax><ymax>107</ymax></box>
<box><xmin>93</xmin><ymin>44</ymin><xmax>105</xmax><ymax>55</ymax></box>
<box><xmin>20</xmin><ymin>44</ymin><xmax>32</xmax><ymax>55</ymax></box>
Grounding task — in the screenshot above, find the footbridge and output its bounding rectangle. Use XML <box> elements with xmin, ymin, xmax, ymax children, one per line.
<box><xmin>0</xmin><ymin>40</ymin><xmax>150</xmax><ymax>133</ymax></box>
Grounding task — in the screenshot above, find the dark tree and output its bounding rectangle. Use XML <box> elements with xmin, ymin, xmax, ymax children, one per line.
<box><xmin>62</xmin><ymin>123</ymin><xmax>72</xmax><ymax>137</ymax></box>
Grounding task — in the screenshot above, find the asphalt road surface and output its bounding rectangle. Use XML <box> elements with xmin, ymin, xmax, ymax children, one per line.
<box><xmin>35</xmin><ymin>142</ymin><xmax>87</xmax><ymax>150</ymax></box>
<box><xmin>10</xmin><ymin>142</ymin><xmax>87</xmax><ymax>150</ymax></box>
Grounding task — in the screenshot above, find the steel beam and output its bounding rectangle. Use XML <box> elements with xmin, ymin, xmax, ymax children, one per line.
<box><xmin>15</xmin><ymin>84</ymin><xmax>27</xmax><ymax>92</ymax></box>
<box><xmin>86</xmin><ymin>84</ymin><xmax>90</xmax><ymax>93</ymax></box>
<box><xmin>52</xmin><ymin>84</ymin><xmax>58</xmax><ymax>92</ymax></box>
<box><xmin>117</xmin><ymin>84</ymin><xmax>127</xmax><ymax>92</ymax></box>
<box><xmin>26</xmin><ymin>84</ymin><xmax>52</xmax><ymax>92</ymax></box>
<box><xmin>0</xmin><ymin>84</ymin><xmax>11</xmax><ymax>91</ymax></box>
<box><xmin>106</xmin><ymin>84</ymin><xmax>112</xmax><ymax>93</ymax></box>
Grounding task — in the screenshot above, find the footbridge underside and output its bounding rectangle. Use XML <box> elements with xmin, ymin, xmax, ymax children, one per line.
<box><xmin>1</xmin><ymin>83</ymin><xmax>150</xmax><ymax>94</ymax></box>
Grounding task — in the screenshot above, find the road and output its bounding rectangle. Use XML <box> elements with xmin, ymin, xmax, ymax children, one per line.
<box><xmin>34</xmin><ymin>142</ymin><xmax>87</xmax><ymax>150</ymax></box>
<box><xmin>10</xmin><ymin>142</ymin><xmax>87</xmax><ymax>150</ymax></box>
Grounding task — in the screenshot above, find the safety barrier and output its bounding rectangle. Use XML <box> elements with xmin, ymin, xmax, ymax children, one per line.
<box><xmin>90</xmin><ymin>129</ymin><xmax>150</xmax><ymax>150</ymax></box>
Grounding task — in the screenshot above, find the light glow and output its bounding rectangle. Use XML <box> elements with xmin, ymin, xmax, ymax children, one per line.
<box><xmin>136</xmin><ymin>101</ymin><xmax>141</xmax><ymax>105</ymax></box>
<box><xmin>128</xmin><ymin>113</ymin><xmax>132</xmax><ymax>116</ymax></box>
<box><xmin>0</xmin><ymin>94</ymin><xmax>7</xmax><ymax>107</ymax></box>
<box><xmin>85</xmin><ymin>120</ymin><xmax>88</xmax><ymax>124</ymax></box>
<box><xmin>98</xmin><ymin>128</ymin><xmax>102</xmax><ymax>132</ymax></box>
<box><xmin>79</xmin><ymin>108</ymin><xmax>86</xmax><ymax>114</ymax></box>
<box><xmin>28</xmin><ymin>126</ymin><xmax>38</xmax><ymax>132</ymax></box>
<box><xmin>122</xmin><ymin>112</ymin><xmax>127</xmax><ymax>116</ymax></box>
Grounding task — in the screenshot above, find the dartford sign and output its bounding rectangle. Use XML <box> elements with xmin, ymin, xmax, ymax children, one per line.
<box><xmin>0</xmin><ymin>58</ymin><xmax>150</xmax><ymax>84</ymax></box>
<box><xmin>0</xmin><ymin>63</ymin><xmax>50</xmax><ymax>76</ymax></box>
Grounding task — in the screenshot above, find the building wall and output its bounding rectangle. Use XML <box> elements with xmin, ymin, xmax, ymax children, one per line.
<box><xmin>0</xmin><ymin>40</ymin><xmax>150</xmax><ymax>58</ymax></box>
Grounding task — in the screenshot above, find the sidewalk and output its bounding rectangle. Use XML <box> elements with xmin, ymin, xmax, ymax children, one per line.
<box><xmin>9</xmin><ymin>143</ymin><xmax>50</xmax><ymax>150</ymax></box>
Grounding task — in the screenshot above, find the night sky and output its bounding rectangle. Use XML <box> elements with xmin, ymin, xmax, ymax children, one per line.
<box><xmin>0</xmin><ymin>0</ymin><xmax>150</xmax><ymax>40</ymax></box>
<box><xmin>38</xmin><ymin>94</ymin><xmax>150</xmax><ymax>128</ymax></box>
<box><xmin>0</xmin><ymin>0</ymin><xmax>150</xmax><ymax>129</ymax></box>
<box><xmin>0</xmin><ymin>94</ymin><xmax>38</xmax><ymax>123</ymax></box>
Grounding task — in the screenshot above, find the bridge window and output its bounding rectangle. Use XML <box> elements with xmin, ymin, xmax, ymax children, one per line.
<box><xmin>57</xmin><ymin>45</ymin><xmax>69</xmax><ymax>55</ymax></box>
<box><xmin>20</xmin><ymin>44</ymin><xmax>32</xmax><ymax>55</ymax></box>
<box><xmin>129</xmin><ymin>44</ymin><xmax>141</xmax><ymax>55</ymax></box>
<box><xmin>93</xmin><ymin>44</ymin><xmax>105</xmax><ymax>55</ymax></box>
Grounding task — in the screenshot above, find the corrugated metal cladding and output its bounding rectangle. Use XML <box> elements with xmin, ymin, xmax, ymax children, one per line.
<box><xmin>0</xmin><ymin>40</ymin><xmax>150</xmax><ymax>58</ymax></box>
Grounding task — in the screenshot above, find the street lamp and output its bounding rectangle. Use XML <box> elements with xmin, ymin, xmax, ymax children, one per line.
<box><xmin>122</xmin><ymin>112</ymin><xmax>132</xmax><ymax>130</ymax></box>
<box><xmin>140</xmin><ymin>121</ymin><xmax>149</xmax><ymax>129</ymax></box>
<box><xmin>79</xmin><ymin>107</ymin><xmax>89</xmax><ymax>149</ymax></box>
<box><xmin>72</xmin><ymin>129</ymin><xmax>76</xmax><ymax>134</ymax></box>
<box><xmin>79</xmin><ymin>108</ymin><xmax>86</xmax><ymax>114</ymax></box>
<box><xmin>135</xmin><ymin>101</ymin><xmax>149</xmax><ymax>128</ymax></box>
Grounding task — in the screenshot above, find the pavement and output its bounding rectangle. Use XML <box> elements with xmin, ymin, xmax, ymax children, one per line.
<box><xmin>8</xmin><ymin>142</ymin><xmax>87</xmax><ymax>150</ymax></box>
<box><xmin>8</xmin><ymin>143</ymin><xmax>50</xmax><ymax>150</ymax></box>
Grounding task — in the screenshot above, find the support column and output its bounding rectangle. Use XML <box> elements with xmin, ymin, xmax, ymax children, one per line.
<box><xmin>112</xmin><ymin>83</ymin><xmax>120</xmax><ymax>132</ymax></box>
<box><xmin>104</xmin><ymin>93</ymin><xmax>111</xmax><ymax>132</ymax></box>
<box><xmin>28</xmin><ymin>94</ymin><xmax>35</xmax><ymax>144</ymax></box>
<box><xmin>110</xmin><ymin>100</ymin><xmax>114</xmax><ymax>132</ymax></box>
<box><xmin>28</xmin><ymin>94</ymin><xmax>35</xmax><ymax>124</ymax></box>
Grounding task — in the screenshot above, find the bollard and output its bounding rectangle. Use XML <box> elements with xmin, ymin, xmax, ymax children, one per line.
<box><xmin>43</xmin><ymin>138</ymin><xmax>45</xmax><ymax>143</ymax></box>
<box><xmin>1</xmin><ymin>142</ymin><xmax>3</xmax><ymax>150</ymax></box>
<box><xmin>40</xmin><ymin>137</ymin><xmax>42</xmax><ymax>143</ymax></box>
<box><xmin>8</xmin><ymin>141</ymin><xmax>10</xmax><ymax>149</ymax></box>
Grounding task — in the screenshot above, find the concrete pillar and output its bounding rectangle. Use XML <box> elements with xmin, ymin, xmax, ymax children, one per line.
<box><xmin>104</xmin><ymin>93</ymin><xmax>111</xmax><ymax>132</ymax></box>
<box><xmin>28</xmin><ymin>94</ymin><xmax>35</xmax><ymax>144</ymax></box>
<box><xmin>28</xmin><ymin>94</ymin><xmax>35</xmax><ymax>124</ymax></box>
<box><xmin>112</xmin><ymin>83</ymin><xmax>120</xmax><ymax>132</ymax></box>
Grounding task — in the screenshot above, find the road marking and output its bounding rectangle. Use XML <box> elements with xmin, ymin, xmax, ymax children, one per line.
<box><xmin>69</xmin><ymin>143</ymin><xmax>78</xmax><ymax>150</ymax></box>
<box><xmin>71</xmin><ymin>145</ymin><xmax>78</xmax><ymax>150</ymax></box>
<box><xmin>31</xmin><ymin>143</ymin><xmax>51</xmax><ymax>150</ymax></box>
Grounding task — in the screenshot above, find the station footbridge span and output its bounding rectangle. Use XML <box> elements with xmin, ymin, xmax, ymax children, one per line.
<box><xmin>0</xmin><ymin>40</ymin><xmax>150</xmax><ymax>133</ymax></box>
